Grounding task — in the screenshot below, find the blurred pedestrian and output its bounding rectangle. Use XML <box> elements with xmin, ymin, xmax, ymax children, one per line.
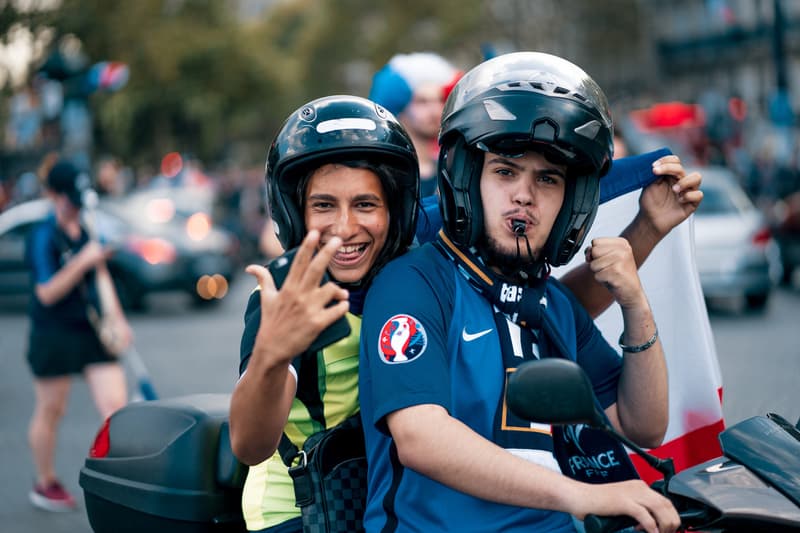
<box><xmin>0</xmin><ymin>180</ymin><xmax>9</xmax><ymax>210</ymax></box>
<box><xmin>25</xmin><ymin>159</ymin><xmax>131</xmax><ymax>511</ymax></box>
<box><xmin>12</xmin><ymin>171</ymin><xmax>41</xmax><ymax>205</ymax></box>
<box><xmin>613</xmin><ymin>126</ymin><xmax>630</xmax><ymax>159</ymax></box>
<box><xmin>5</xmin><ymin>81</ymin><xmax>43</xmax><ymax>150</ymax></box>
<box><xmin>95</xmin><ymin>155</ymin><xmax>129</xmax><ymax>198</ymax></box>
<box><xmin>369</xmin><ymin>52</ymin><xmax>461</xmax><ymax>196</ymax></box>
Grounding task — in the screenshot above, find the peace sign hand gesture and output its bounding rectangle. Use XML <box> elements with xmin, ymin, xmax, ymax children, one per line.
<box><xmin>246</xmin><ymin>230</ymin><xmax>350</xmax><ymax>367</ymax></box>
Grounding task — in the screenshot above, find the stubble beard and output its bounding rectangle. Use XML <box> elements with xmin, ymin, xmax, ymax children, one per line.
<box><xmin>479</xmin><ymin>233</ymin><xmax>539</xmax><ymax>274</ymax></box>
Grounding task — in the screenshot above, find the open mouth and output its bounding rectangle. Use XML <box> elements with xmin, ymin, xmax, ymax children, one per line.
<box><xmin>331</xmin><ymin>243</ymin><xmax>369</xmax><ymax>265</ymax></box>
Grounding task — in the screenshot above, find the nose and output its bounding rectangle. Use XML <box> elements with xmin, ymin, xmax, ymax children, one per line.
<box><xmin>330</xmin><ymin>208</ymin><xmax>358</xmax><ymax>240</ymax></box>
<box><xmin>512</xmin><ymin>181</ymin><xmax>534</xmax><ymax>207</ymax></box>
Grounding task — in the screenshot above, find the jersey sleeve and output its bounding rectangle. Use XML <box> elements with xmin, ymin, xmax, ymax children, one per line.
<box><xmin>239</xmin><ymin>288</ymin><xmax>261</xmax><ymax>376</ymax></box>
<box><xmin>359</xmin><ymin>250</ymin><xmax>453</xmax><ymax>428</ymax></box>
<box><xmin>555</xmin><ymin>279</ymin><xmax>623</xmax><ymax>409</ymax></box>
<box><xmin>576</xmin><ymin>314</ymin><xmax>622</xmax><ymax>409</ymax></box>
<box><xmin>26</xmin><ymin>222</ymin><xmax>59</xmax><ymax>285</ymax></box>
<box><xmin>238</xmin><ymin>288</ymin><xmax>260</xmax><ymax>376</ymax></box>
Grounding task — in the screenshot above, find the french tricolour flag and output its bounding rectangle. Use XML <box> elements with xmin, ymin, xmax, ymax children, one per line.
<box><xmin>556</xmin><ymin>150</ymin><xmax>726</xmax><ymax>483</ymax></box>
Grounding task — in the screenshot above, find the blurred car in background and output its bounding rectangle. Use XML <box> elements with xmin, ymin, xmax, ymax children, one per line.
<box><xmin>692</xmin><ymin>166</ymin><xmax>782</xmax><ymax>312</ymax></box>
<box><xmin>0</xmin><ymin>189</ymin><xmax>239</xmax><ymax>310</ymax></box>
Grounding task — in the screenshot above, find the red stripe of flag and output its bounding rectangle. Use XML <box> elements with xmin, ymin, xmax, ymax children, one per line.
<box><xmin>631</xmin><ymin>417</ymin><xmax>726</xmax><ymax>483</ymax></box>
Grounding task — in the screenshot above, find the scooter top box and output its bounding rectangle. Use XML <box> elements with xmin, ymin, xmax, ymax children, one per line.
<box><xmin>79</xmin><ymin>394</ymin><xmax>246</xmax><ymax>533</ymax></box>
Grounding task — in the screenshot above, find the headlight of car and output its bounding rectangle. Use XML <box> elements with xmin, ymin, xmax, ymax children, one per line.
<box><xmin>186</xmin><ymin>212</ymin><xmax>212</xmax><ymax>241</ymax></box>
<box><xmin>127</xmin><ymin>236</ymin><xmax>177</xmax><ymax>265</ymax></box>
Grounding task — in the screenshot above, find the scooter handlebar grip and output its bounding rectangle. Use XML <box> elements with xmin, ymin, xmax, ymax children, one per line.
<box><xmin>584</xmin><ymin>513</ymin><xmax>638</xmax><ymax>533</ymax></box>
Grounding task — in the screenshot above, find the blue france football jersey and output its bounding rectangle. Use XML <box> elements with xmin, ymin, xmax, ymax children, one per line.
<box><xmin>359</xmin><ymin>243</ymin><xmax>622</xmax><ymax>532</ymax></box>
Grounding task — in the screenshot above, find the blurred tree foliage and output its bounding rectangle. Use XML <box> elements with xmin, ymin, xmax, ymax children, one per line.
<box><xmin>7</xmin><ymin>0</ymin><xmax>488</xmax><ymax>167</ymax></box>
<box><xmin>46</xmin><ymin>0</ymin><xmax>287</xmax><ymax>166</ymax></box>
<box><xmin>3</xmin><ymin>0</ymin><xmax>645</xmax><ymax>168</ymax></box>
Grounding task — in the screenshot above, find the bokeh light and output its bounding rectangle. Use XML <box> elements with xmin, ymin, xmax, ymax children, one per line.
<box><xmin>195</xmin><ymin>273</ymin><xmax>229</xmax><ymax>300</ymax></box>
<box><xmin>161</xmin><ymin>152</ymin><xmax>183</xmax><ymax>178</ymax></box>
<box><xmin>186</xmin><ymin>212</ymin><xmax>211</xmax><ymax>241</ymax></box>
<box><xmin>145</xmin><ymin>198</ymin><xmax>176</xmax><ymax>223</ymax></box>
<box><xmin>129</xmin><ymin>237</ymin><xmax>177</xmax><ymax>265</ymax></box>
<box><xmin>196</xmin><ymin>275</ymin><xmax>212</xmax><ymax>300</ymax></box>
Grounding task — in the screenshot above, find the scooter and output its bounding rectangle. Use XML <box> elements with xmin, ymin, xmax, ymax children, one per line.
<box><xmin>506</xmin><ymin>358</ymin><xmax>800</xmax><ymax>533</ymax></box>
<box><xmin>78</xmin><ymin>360</ymin><xmax>800</xmax><ymax>533</ymax></box>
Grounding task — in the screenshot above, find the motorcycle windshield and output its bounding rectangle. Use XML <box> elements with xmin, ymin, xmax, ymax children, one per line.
<box><xmin>720</xmin><ymin>415</ymin><xmax>800</xmax><ymax>508</ymax></box>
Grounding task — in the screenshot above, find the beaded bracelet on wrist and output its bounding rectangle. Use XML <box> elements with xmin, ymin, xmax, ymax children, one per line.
<box><xmin>618</xmin><ymin>327</ymin><xmax>658</xmax><ymax>353</ymax></box>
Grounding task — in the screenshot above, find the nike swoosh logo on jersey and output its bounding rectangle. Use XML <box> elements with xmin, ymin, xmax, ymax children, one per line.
<box><xmin>462</xmin><ymin>327</ymin><xmax>493</xmax><ymax>342</ymax></box>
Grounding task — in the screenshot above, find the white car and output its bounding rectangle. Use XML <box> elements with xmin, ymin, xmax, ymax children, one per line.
<box><xmin>692</xmin><ymin>166</ymin><xmax>782</xmax><ymax>312</ymax></box>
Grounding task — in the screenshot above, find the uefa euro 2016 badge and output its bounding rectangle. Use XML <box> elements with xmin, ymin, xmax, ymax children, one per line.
<box><xmin>378</xmin><ymin>314</ymin><xmax>427</xmax><ymax>364</ymax></box>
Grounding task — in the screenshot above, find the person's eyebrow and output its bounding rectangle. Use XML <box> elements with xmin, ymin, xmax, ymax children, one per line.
<box><xmin>306</xmin><ymin>192</ymin><xmax>337</xmax><ymax>202</ymax></box>
<box><xmin>540</xmin><ymin>166</ymin><xmax>566</xmax><ymax>179</ymax></box>
<box><xmin>486</xmin><ymin>156</ymin><xmax>524</xmax><ymax>169</ymax></box>
<box><xmin>486</xmin><ymin>156</ymin><xmax>566</xmax><ymax>178</ymax></box>
<box><xmin>307</xmin><ymin>193</ymin><xmax>383</xmax><ymax>202</ymax></box>
<box><xmin>352</xmin><ymin>193</ymin><xmax>383</xmax><ymax>203</ymax></box>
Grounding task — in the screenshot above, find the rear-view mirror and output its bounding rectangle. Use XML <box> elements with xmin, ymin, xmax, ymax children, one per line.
<box><xmin>506</xmin><ymin>358</ymin><xmax>605</xmax><ymax>428</ymax></box>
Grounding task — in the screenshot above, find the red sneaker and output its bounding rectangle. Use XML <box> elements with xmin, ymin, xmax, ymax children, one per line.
<box><xmin>29</xmin><ymin>480</ymin><xmax>78</xmax><ymax>512</ymax></box>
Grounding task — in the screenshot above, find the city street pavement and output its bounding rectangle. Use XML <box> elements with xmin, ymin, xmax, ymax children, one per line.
<box><xmin>1</xmin><ymin>275</ymin><xmax>798</xmax><ymax>532</ymax></box>
<box><xmin>707</xmin><ymin>286</ymin><xmax>800</xmax><ymax>427</ymax></box>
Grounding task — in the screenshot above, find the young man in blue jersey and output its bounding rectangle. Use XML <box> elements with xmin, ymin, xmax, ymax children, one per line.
<box><xmin>358</xmin><ymin>52</ymin><xmax>683</xmax><ymax>533</ymax></box>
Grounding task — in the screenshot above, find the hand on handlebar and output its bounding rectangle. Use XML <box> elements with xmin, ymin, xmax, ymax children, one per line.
<box><xmin>574</xmin><ymin>479</ymin><xmax>680</xmax><ymax>533</ymax></box>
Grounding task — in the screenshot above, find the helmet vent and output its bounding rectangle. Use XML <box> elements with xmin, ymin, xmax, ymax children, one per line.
<box><xmin>497</xmin><ymin>80</ymin><xmax>576</xmax><ymax>98</ymax></box>
<box><xmin>574</xmin><ymin>120</ymin><xmax>602</xmax><ymax>139</ymax></box>
<box><xmin>483</xmin><ymin>100</ymin><xmax>517</xmax><ymax>121</ymax></box>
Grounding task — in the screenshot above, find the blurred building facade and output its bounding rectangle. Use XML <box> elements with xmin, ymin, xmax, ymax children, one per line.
<box><xmin>644</xmin><ymin>0</ymin><xmax>799</xmax><ymax>119</ymax></box>
<box><xmin>637</xmin><ymin>0</ymin><xmax>800</xmax><ymax>201</ymax></box>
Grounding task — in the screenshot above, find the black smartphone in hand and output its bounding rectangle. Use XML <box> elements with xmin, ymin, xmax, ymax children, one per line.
<box><xmin>267</xmin><ymin>247</ymin><xmax>352</xmax><ymax>353</ymax></box>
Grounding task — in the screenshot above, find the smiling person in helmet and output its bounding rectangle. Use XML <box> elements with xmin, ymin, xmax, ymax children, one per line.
<box><xmin>229</xmin><ymin>95</ymin><xmax>419</xmax><ymax>532</ymax></box>
<box><xmin>358</xmin><ymin>52</ymin><xmax>681</xmax><ymax>533</ymax></box>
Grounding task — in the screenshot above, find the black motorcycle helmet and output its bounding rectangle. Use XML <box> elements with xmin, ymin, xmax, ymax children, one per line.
<box><xmin>266</xmin><ymin>95</ymin><xmax>419</xmax><ymax>279</ymax></box>
<box><xmin>438</xmin><ymin>51</ymin><xmax>614</xmax><ymax>267</ymax></box>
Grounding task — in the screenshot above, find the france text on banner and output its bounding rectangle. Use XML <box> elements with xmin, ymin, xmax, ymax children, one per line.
<box><xmin>554</xmin><ymin>188</ymin><xmax>725</xmax><ymax>484</ymax></box>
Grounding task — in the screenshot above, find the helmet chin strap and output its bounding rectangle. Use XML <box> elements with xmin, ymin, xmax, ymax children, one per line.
<box><xmin>512</xmin><ymin>220</ymin><xmax>534</xmax><ymax>261</ymax></box>
<box><xmin>514</xmin><ymin>233</ymin><xmax>542</xmax><ymax>282</ymax></box>
<box><xmin>512</xmin><ymin>220</ymin><xmax>545</xmax><ymax>282</ymax></box>
<box><xmin>477</xmin><ymin>221</ymin><xmax>548</xmax><ymax>283</ymax></box>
